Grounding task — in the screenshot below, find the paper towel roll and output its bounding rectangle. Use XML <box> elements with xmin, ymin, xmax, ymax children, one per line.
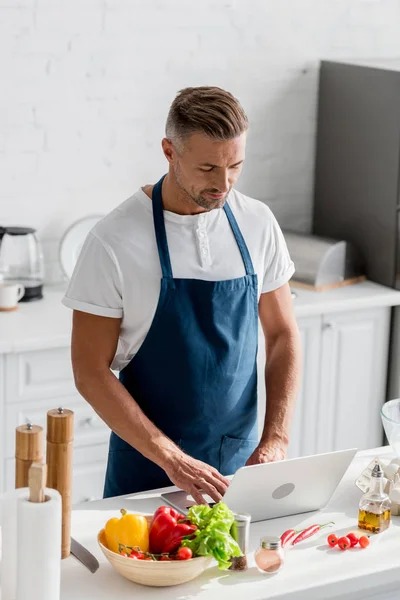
<box><xmin>0</xmin><ymin>488</ymin><xmax>29</xmax><ymax>600</ymax></box>
<box><xmin>0</xmin><ymin>487</ymin><xmax>62</xmax><ymax>600</ymax></box>
<box><xmin>16</xmin><ymin>487</ymin><xmax>62</xmax><ymax>600</ymax></box>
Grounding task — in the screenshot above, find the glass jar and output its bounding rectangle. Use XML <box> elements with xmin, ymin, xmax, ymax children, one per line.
<box><xmin>254</xmin><ymin>536</ymin><xmax>284</xmax><ymax>574</ymax></box>
<box><xmin>358</xmin><ymin>462</ymin><xmax>391</xmax><ymax>533</ymax></box>
<box><xmin>229</xmin><ymin>512</ymin><xmax>251</xmax><ymax>571</ymax></box>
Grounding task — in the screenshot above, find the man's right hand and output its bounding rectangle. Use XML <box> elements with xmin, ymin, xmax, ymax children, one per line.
<box><xmin>163</xmin><ymin>452</ymin><xmax>230</xmax><ymax>505</ymax></box>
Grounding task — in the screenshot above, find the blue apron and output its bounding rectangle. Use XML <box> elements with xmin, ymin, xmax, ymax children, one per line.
<box><xmin>103</xmin><ymin>175</ymin><xmax>259</xmax><ymax>498</ymax></box>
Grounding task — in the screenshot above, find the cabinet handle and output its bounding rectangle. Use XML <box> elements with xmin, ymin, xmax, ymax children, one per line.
<box><xmin>82</xmin><ymin>417</ymin><xmax>95</xmax><ymax>428</ymax></box>
<box><xmin>322</xmin><ymin>322</ymin><xmax>337</xmax><ymax>332</ymax></box>
<box><xmin>83</xmin><ymin>496</ymin><xmax>96</xmax><ymax>503</ymax></box>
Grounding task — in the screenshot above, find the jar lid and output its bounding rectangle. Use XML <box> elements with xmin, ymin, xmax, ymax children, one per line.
<box><xmin>233</xmin><ymin>512</ymin><xmax>251</xmax><ymax>522</ymax></box>
<box><xmin>260</xmin><ymin>535</ymin><xmax>281</xmax><ymax>550</ymax></box>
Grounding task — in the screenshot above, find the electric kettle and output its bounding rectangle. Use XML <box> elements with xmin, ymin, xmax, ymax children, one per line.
<box><xmin>0</xmin><ymin>226</ymin><xmax>45</xmax><ymax>301</ymax></box>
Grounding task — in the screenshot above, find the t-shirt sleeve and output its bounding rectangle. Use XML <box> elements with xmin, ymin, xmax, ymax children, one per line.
<box><xmin>261</xmin><ymin>212</ymin><xmax>295</xmax><ymax>294</ymax></box>
<box><xmin>62</xmin><ymin>231</ymin><xmax>123</xmax><ymax>318</ymax></box>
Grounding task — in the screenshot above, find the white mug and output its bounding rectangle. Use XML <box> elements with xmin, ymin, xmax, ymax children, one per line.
<box><xmin>0</xmin><ymin>283</ymin><xmax>25</xmax><ymax>311</ymax></box>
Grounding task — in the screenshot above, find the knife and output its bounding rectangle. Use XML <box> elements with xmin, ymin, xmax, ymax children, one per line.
<box><xmin>70</xmin><ymin>537</ymin><xmax>100</xmax><ymax>573</ymax></box>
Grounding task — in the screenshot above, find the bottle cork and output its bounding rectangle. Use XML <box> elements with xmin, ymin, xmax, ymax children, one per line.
<box><xmin>15</xmin><ymin>423</ymin><xmax>44</xmax><ymax>489</ymax></box>
<box><xmin>46</xmin><ymin>407</ymin><xmax>74</xmax><ymax>559</ymax></box>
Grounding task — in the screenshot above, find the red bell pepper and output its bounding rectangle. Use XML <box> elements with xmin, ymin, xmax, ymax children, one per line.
<box><xmin>149</xmin><ymin>506</ymin><xmax>188</xmax><ymax>554</ymax></box>
<box><xmin>151</xmin><ymin>506</ymin><xmax>185</xmax><ymax>526</ymax></box>
<box><xmin>162</xmin><ymin>523</ymin><xmax>197</xmax><ymax>554</ymax></box>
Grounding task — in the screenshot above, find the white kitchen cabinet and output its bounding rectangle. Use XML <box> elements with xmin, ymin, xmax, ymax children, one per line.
<box><xmin>288</xmin><ymin>315</ymin><xmax>323</xmax><ymax>458</ymax></box>
<box><xmin>0</xmin><ymin>347</ymin><xmax>110</xmax><ymax>499</ymax></box>
<box><xmin>0</xmin><ymin>355</ymin><xmax>4</xmax><ymax>500</ymax></box>
<box><xmin>316</xmin><ymin>307</ymin><xmax>390</xmax><ymax>454</ymax></box>
<box><xmin>5</xmin><ymin>443</ymin><xmax>110</xmax><ymax>505</ymax></box>
<box><xmin>258</xmin><ymin>306</ymin><xmax>390</xmax><ymax>458</ymax></box>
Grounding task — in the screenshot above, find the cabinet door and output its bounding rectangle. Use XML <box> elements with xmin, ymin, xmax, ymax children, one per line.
<box><xmin>317</xmin><ymin>307</ymin><xmax>390</xmax><ymax>454</ymax></box>
<box><xmin>257</xmin><ymin>316</ymin><xmax>322</xmax><ymax>459</ymax></box>
<box><xmin>288</xmin><ymin>315</ymin><xmax>322</xmax><ymax>458</ymax></box>
<box><xmin>0</xmin><ymin>355</ymin><xmax>4</xmax><ymax>494</ymax></box>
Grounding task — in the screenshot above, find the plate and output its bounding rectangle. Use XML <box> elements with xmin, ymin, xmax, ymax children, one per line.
<box><xmin>59</xmin><ymin>215</ymin><xmax>103</xmax><ymax>279</ymax></box>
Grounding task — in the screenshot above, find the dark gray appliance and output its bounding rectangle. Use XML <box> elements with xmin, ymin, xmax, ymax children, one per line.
<box><xmin>312</xmin><ymin>59</ymin><xmax>400</xmax><ymax>407</ymax></box>
<box><xmin>313</xmin><ymin>60</ymin><xmax>400</xmax><ymax>290</ymax></box>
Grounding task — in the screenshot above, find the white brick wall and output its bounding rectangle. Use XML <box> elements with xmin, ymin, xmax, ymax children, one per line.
<box><xmin>2</xmin><ymin>0</ymin><xmax>400</xmax><ymax>282</ymax></box>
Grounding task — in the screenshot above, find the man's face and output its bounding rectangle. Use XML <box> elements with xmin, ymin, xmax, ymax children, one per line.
<box><xmin>163</xmin><ymin>132</ymin><xmax>246</xmax><ymax>210</ymax></box>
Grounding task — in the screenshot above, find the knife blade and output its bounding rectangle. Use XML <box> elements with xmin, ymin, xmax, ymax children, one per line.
<box><xmin>70</xmin><ymin>537</ymin><xmax>99</xmax><ymax>573</ymax></box>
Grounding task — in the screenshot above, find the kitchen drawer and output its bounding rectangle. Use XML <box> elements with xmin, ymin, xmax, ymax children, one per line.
<box><xmin>72</xmin><ymin>444</ymin><xmax>109</xmax><ymax>505</ymax></box>
<box><xmin>4</xmin><ymin>443</ymin><xmax>109</xmax><ymax>504</ymax></box>
<box><xmin>5</xmin><ymin>348</ymin><xmax>76</xmax><ymax>403</ymax></box>
<box><xmin>5</xmin><ymin>397</ymin><xmax>110</xmax><ymax>459</ymax></box>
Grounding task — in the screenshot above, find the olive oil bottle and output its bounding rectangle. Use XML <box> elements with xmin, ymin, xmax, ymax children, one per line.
<box><xmin>358</xmin><ymin>462</ymin><xmax>391</xmax><ymax>534</ymax></box>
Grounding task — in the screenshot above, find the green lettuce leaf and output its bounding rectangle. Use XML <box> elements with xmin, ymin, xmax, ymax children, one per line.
<box><xmin>183</xmin><ymin>502</ymin><xmax>242</xmax><ymax>570</ymax></box>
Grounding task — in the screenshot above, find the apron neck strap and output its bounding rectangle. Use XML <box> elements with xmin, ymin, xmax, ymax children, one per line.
<box><xmin>152</xmin><ymin>175</ymin><xmax>256</xmax><ymax>278</ymax></box>
<box><xmin>152</xmin><ymin>175</ymin><xmax>174</xmax><ymax>278</ymax></box>
<box><xmin>223</xmin><ymin>202</ymin><xmax>255</xmax><ymax>276</ymax></box>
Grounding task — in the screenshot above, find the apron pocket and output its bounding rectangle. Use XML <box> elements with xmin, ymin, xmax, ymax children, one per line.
<box><xmin>219</xmin><ymin>435</ymin><xmax>257</xmax><ymax>476</ymax></box>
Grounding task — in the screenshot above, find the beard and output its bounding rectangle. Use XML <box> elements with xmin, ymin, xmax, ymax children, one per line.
<box><xmin>174</xmin><ymin>164</ymin><xmax>229</xmax><ymax>210</ymax></box>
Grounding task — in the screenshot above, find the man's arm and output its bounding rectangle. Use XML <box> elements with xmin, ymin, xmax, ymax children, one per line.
<box><xmin>246</xmin><ymin>283</ymin><xmax>301</xmax><ymax>465</ymax></box>
<box><xmin>71</xmin><ymin>310</ymin><xmax>229</xmax><ymax>502</ymax></box>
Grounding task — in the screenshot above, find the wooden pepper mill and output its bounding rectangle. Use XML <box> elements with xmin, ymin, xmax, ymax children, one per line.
<box><xmin>15</xmin><ymin>422</ymin><xmax>44</xmax><ymax>489</ymax></box>
<box><xmin>46</xmin><ymin>407</ymin><xmax>74</xmax><ymax>559</ymax></box>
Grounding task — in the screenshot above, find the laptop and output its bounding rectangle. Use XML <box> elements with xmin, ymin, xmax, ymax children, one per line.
<box><xmin>161</xmin><ymin>448</ymin><xmax>357</xmax><ymax>522</ymax></box>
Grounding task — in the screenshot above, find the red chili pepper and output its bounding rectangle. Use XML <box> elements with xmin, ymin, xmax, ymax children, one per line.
<box><xmin>291</xmin><ymin>521</ymin><xmax>334</xmax><ymax>546</ymax></box>
<box><xmin>162</xmin><ymin>523</ymin><xmax>197</xmax><ymax>554</ymax></box>
<box><xmin>280</xmin><ymin>529</ymin><xmax>300</xmax><ymax>547</ymax></box>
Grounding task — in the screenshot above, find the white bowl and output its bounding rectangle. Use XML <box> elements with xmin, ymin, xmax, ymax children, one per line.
<box><xmin>97</xmin><ymin>528</ymin><xmax>212</xmax><ymax>587</ymax></box>
<box><xmin>381</xmin><ymin>399</ymin><xmax>400</xmax><ymax>457</ymax></box>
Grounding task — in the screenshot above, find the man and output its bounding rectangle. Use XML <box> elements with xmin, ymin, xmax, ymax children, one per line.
<box><xmin>63</xmin><ymin>86</ymin><xmax>301</xmax><ymax>504</ymax></box>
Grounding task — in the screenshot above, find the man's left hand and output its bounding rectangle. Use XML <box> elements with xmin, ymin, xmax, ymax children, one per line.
<box><xmin>245</xmin><ymin>441</ymin><xmax>287</xmax><ymax>466</ymax></box>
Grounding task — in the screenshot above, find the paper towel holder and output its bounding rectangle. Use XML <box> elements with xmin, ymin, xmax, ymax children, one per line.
<box><xmin>29</xmin><ymin>463</ymin><xmax>47</xmax><ymax>504</ymax></box>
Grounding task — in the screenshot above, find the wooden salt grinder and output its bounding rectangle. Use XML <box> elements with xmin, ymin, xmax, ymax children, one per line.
<box><xmin>15</xmin><ymin>423</ymin><xmax>44</xmax><ymax>489</ymax></box>
<box><xmin>46</xmin><ymin>407</ymin><xmax>74</xmax><ymax>559</ymax></box>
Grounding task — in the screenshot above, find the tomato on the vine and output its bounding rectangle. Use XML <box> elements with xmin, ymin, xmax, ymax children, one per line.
<box><xmin>177</xmin><ymin>547</ymin><xmax>193</xmax><ymax>560</ymax></box>
<box><xmin>327</xmin><ymin>534</ymin><xmax>338</xmax><ymax>547</ymax></box>
<box><xmin>346</xmin><ymin>533</ymin><xmax>359</xmax><ymax>548</ymax></box>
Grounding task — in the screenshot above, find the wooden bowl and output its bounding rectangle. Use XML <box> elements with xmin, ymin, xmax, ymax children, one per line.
<box><xmin>97</xmin><ymin>522</ymin><xmax>212</xmax><ymax>587</ymax></box>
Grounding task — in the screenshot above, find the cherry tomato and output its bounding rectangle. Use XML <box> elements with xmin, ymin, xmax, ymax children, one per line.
<box><xmin>160</xmin><ymin>555</ymin><xmax>172</xmax><ymax>561</ymax></box>
<box><xmin>346</xmin><ymin>533</ymin><xmax>359</xmax><ymax>548</ymax></box>
<box><xmin>177</xmin><ymin>547</ymin><xmax>193</xmax><ymax>560</ymax></box>
<box><xmin>337</xmin><ymin>536</ymin><xmax>351</xmax><ymax>551</ymax></box>
<box><xmin>327</xmin><ymin>534</ymin><xmax>338</xmax><ymax>547</ymax></box>
<box><xmin>359</xmin><ymin>536</ymin><xmax>370</xmax><ymax>549</ymax></box>
<box><xmin>119</xmin><ymin>551</ymin><xmax>128</xmax><ymax>557</ymax></box>
<box><xmin>130</xmin><ymin>550</ymin><xmax>144</xmax><ymax>559</ymax></box>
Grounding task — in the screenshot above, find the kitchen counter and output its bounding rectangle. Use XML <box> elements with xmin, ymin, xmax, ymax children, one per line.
<box><xmin>56</xmin><ymin>446</ymin><xmax>400</xmax><ymax>600</ymax></box>
<box><xmin>1</xmin><ymin>281</ymin><xmax>400</xmax><ymax>353</ymax></box>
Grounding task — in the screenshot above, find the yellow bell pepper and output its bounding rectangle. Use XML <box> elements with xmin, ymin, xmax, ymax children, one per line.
<box><xmin>105</xmin><ymin>509</ymin><xmax>149</xmax><ymax>554</ymax></box>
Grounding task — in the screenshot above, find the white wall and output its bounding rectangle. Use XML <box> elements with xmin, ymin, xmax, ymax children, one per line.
<box><xmin>3</xmin><ymin>0</ymin><xmax>400</xmax><ymax>282</ymax></box>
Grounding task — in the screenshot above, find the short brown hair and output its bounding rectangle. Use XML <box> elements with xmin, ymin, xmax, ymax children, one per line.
<box><xmin>165</xmin><ymin>86</ymin><xmax>248</xmax><ymax>145</ymax></box>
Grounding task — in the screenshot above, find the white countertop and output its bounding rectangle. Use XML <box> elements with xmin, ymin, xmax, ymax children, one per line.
<box><xmin>58</xmin><ymin>446</ymin><xmax>400</xmax><ymax>600</ymax></box>
<box><xmin>1</xmin><ymin>281</ymin><xmax>400</xmax><ymax>354</ymax></box>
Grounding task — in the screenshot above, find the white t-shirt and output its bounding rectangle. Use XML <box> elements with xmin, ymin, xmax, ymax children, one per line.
<box><xmin>62</xmin><ymin>187</ymin><xmax>295</xmax><ymax>371</ymax></box>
